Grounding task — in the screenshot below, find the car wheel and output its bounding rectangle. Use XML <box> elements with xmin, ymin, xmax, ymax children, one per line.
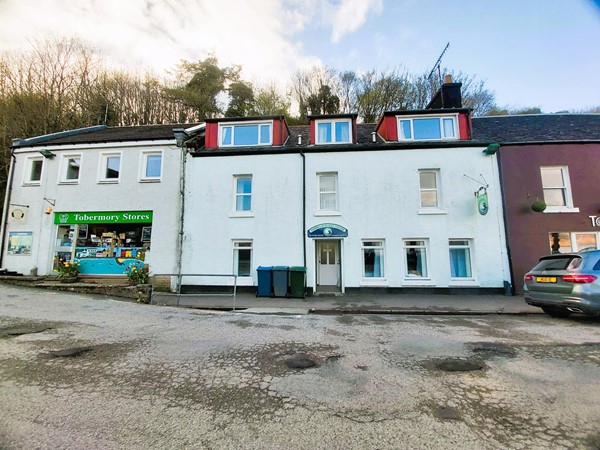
<box><xmin>541</xmin><ymin>306</ymin><xmax>572</xmax><ymax>318</ymax></box>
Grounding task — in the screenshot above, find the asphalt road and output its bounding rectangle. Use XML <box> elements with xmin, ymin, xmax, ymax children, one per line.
<box><xmin>1</xmin><ymin>283</ymin><xmax>600</xmax><ymax>450</ymax></box>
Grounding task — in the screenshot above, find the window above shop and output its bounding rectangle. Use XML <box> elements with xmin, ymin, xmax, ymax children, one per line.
<box><xmin>98</xmin><ymin>152</ymin><xmax>121</xmax><ymax>183</ymax></box>
<box><xmin>397</xmin><ymin>115</ymin><xmax>457</xmax><ymax>141</ymax></box>
<box><xmin>23</xmin><ymin>156</ymin><xmax>43</xmax><ymax>185</ymax></box>
<box><xmin>140</xmin><ymin>151</ymin><xmax>162</xmax><ymax>182</ymax></box>
<box><xmin>219</xmin><ymin>122</ymin><xmax>272</xmax><ymax>147</ymax></box>
<box><xmin>540</xmin><ymin>166</ymin><xmax>579</xmax><ymax>213</ymax></box>
<box><xmin>59</xmin><ymin>154</ymin><xmax>82</xmax><ymax>184</ymax></box>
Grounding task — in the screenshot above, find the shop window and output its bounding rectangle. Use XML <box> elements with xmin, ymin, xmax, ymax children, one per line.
<box><xmin>234</xmin><ymin>175</ymin><xmax>252</xmax><ymax>212</ymax></box>
<box><xmin>549</xmin><ymin>232</ymin><xmax>598</xmax><ymax>254</ymax></box>
<box><xmin>540</xmin><ymin>166</ymin><xmax>578</xmax><ymax>212</ymax></box>
<box><xmin>404</xmin><ymin>239</ymin><xmax>429</xmax><ymax>278</ymax></box>
<box><xmin>233</xmin><ymin>240</ymin><xmax>252</xmax><ymax>277</ymax></box>
<box><xmin>60</xmin><ymin>154</ymin><xmax>81</xmax><ymax>183</ymax></box>
<box><xmin>397</xmin><ymin>115</ymin><xmax>457</xmax><ymax>141</ymax></box>
<box><xmin>141</xmin><ymin>151</ymin><xmax>162</xmax><ymax>181</ymax></box>
<box><xmin>99</xmin><ymin>153</ymin><xmax>121</xmax><ymax>182</ymax></box>
<box><xmin>24</xmin><ymin>157</ymin><xmax>43</xmax><ymax>185</ymax></box>
<box><xmin>449</xmin><ymin>239</ymin><xmax>473</xmax><ymax>278</ymax></box>
<box><xmin>315</xmin><ymin>119</ymin><xmax>352</xmax><ymax>144</ymax></box>
<box><xmin>318</xmin><ymin>172</ymin><xmax>338</xmax><ymax>212</ymax></box>
<box><xmin>219</xmin><ymin>122</ymin><xmax>272</xmax><ymax>147</ymax></box>
<box><xmin>362</xmin><ymin>240</ymin><xmax>385</xmax><ymax>278</ymax></box>
<box><xmin>419</xmin><ymin>169</ymin><xmax>441</xmax><ymax>208</ymax></box>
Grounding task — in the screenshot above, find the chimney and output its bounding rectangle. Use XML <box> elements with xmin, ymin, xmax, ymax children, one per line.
<box><xmin>426</xmin><ymin>75</ymin><xmax>462</xmax><ymax>109</ymax></box>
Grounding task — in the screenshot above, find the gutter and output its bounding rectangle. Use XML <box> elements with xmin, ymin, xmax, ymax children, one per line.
<box><xmin>300</xmin><ymin>151</ymin><xmax>306</xmax><ymax>269</ymax></box>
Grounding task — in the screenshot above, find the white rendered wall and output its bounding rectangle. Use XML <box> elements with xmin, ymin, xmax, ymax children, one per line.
<box><xmin>183</xmin><ymin>146</ymin><xmax>510</xmax><ymax>290</ymax></box>
<box><xmin>3</xmin><ymin>141</ymin><xmax>182</xmax><ymax>276</ymax></box>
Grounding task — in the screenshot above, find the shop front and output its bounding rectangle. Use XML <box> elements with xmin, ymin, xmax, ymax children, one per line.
<box><xmin>53</xmin><ymin>211</ymin><xmax>153</xmax><ymax>276</ymax></box>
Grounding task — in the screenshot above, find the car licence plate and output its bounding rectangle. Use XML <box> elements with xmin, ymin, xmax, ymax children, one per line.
<box><xmin>536</xmin><ymin>276</ymin><xmax>557</xmax><ymax>283</ymax></box>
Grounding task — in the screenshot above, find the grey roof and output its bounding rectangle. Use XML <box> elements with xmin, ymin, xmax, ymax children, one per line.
<box><xmin>12</xmin><ymin>114</ymin><xmax>600</xmax><ymax>150</ymax></box>
<box><xmin>13</xmin><ymin>123</ymin><xmax>198</xmax><ymax>148</ymax></box>
<box><xmin>471</xmin><ymin>114</ymin><xmax>600</xmax><ymax>144</ymax></box>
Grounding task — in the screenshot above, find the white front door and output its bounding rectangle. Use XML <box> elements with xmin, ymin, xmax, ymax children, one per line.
<box><xmin>317</xmin><ymin>240</ymin><xmax>339</xmax><ymax>286</ymax></box>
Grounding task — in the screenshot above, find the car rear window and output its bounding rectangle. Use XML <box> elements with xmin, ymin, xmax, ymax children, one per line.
<box><xmin>532</xmin><ymin>256</ymin><xmax>582</xmax><ymax>271</ymax></box>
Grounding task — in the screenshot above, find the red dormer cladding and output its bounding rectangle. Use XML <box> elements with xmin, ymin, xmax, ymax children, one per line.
<box><xmin>308</xmin><ymin>114</ymin><xmax>358</xmax><ymax>145</ymax></box>
<box><xmin>376</xmin><ymin>109</ymin><xmax>472</xmax><ymax>142</ymax></box>
<box><xmin>204</xmin><ymin>116</ymin><xmax>290</xmax><ymax>149</ymax></box>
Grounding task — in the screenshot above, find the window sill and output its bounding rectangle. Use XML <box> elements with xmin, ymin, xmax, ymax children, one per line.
<box><xmin>402</xmin><ymin>277</ymin><xmax>433</xmax><ymax>286</ymax></box>
<box><xmin>139</xmin><ymin>178</ymin><xmax>162</xmax><ymax>183</ymax></box>
<box><xmin>314</xmin><ymin>211</ymin><xmax>341</xmax><ymax>217</ymax></box>
<box><xmin>543</xmin><ymin>207</ymin><xmax>580</xmax><ymax>213</ymax></box>
<box><xmin>98</xmin><ymin>180</ymin><xmax>119</xmax><ymax>184</ymax></box>
<box><xmin>229</xmin><ymin>212</ymin><xmax>254</xmax><ymax>218</ymax></box>
<box><xmin>360</xmin><ymin>279</ymin><xmax>388</xmax><ymax>287</ymax></box>
<box><xmin>22</xmin><ymin>182</ymin><xmax>41</xmax><ymax>187</ymax></box>
<box><xmin>418</xmin><ymin>208</ymin><xmax>447</xmax><ymax>215</ymax></box>
<box><xmin>58</xmin><ymin>180</ymin><xmax>79</xmax><ymax>185</ymax></box>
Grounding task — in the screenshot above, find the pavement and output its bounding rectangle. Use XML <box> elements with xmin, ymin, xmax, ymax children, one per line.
<box><xmin>151</xmin><ymin>291</ymin><xmax>541</xmax><ymax>315</ymax></box>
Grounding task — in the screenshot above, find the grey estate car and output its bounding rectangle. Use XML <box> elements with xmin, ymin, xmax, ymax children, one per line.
<box><xmin>523</xmin><ymin>250</ymin><xmax>600</xmax><ymax>317</ymax></box>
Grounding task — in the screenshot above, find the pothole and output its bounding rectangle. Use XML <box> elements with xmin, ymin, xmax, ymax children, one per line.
<box><xmin>48</xmin><ymin>346</ymin><xmax>93</xmax><ymax>358</ymax></box>
<box><xmin>0</xmin><ymin>324</ymin><xmax>53</xmax><ymax>337</ymax></box>
<box><xmin>434</xmin><ymin>405</ymin><xmax>461</xmax><ymax>420</ymax></box>
<box><xmin>285</xmin><ymin>354</ymin><xmax>318</xmax><ymax>369</ymax></box>
<box><xmin>469</xmin><ymin>342</ymin><xmax>517</xmax><ymax>358</ymax></box>
<box><xmin>426</xmin><ymin>358</ymin><xmax>486</xmax><ymax>372</ymax></box>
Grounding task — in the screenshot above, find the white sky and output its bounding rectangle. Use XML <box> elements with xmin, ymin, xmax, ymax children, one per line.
<box><xmin>1</xmin><ymin>0</ymin><xmax>599</xmax><ymax>112</ymax></box>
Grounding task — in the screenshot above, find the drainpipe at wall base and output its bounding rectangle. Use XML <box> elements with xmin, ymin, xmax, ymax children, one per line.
<box><xmin>300</xmin><ymin>150</ymin><xmax>306</xmax><ymax>270</ymax></box>
<box><xmin>174</xmin><ymin>144</ymin><xmax>187</xmax><ymax>297</ymax></box>
<box><xmin>0</xmin><ymin>149</ymin><xmax>16</xmax><ymax>268</ymax></box>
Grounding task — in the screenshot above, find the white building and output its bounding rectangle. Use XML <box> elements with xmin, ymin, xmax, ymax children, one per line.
<box><xmin>180</xmin><ymin>84</ymin><xmax>511</xmax><ymax>295</ymax></box>
<box><xmin>1</xmin><ymin>124</ymin><xmax>187</xmax><ymax>278</ymax></box>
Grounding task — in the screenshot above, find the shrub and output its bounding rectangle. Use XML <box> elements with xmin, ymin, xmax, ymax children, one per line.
<box><xmin>56</xmin><ymin>261</ymin><xmax>80</xmax><ymax>279</ymax></box>
<box><xmin>126</xmin><ymin>265</ymin><xmax>149</xmax><ymax>285</ymax></box>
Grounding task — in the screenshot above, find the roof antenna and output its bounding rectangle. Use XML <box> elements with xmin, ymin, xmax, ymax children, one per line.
<box><xmin>427</xmin><ymin>42</ymin><xmax>450</xmax><ymax>100</ymax></box>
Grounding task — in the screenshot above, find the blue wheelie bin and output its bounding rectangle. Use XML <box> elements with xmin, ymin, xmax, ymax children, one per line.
<box><xmin>272</xmin><ymin>266</ymin><xmax>289</xmax><ymax>297</ymax></box>
<box><xmin>256</xmin><ymin>266</ymin><xmax>273</xmax><ymax>297</ymax></box>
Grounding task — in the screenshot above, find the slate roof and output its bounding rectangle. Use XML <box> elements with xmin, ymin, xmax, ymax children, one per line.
<box><xmin>471</xmin><ymin>114</ymin><xmax>600</xmax><ymax>144</ymax></box>
<box><xmin>12</xmin><ymin>114</ymin><xmax>600</xmax><ymax>150</ymax></box>
<box><xmin>12</xmin><ymin>123</ymin><xmax>198</xmax><ymax>148</ymax></box>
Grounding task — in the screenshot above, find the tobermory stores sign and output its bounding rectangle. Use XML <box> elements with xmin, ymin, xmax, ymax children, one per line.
<box><xmin>54</xmin><ymin>211</ymin><xmax>153</xmax><ymax>225</ymax></box>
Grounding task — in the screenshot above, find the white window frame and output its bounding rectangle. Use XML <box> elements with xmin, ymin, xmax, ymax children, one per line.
<box><xmin>397</xmin><ymin>114</ymin><xmax>458</xmax><ymax>141</ymax></box>
<box><xmin>317</xmin><ymin>172</ymin><xmax>339</xmax><ymax>214</ymax></box>
<box><xmin>315</xmin><ymin>118</ymin><xmax>353</xmax><ymax>145</ymax></box>
<box><xmin>59</xmin><ymin>154</ymin><xmax>82</xmax><ymax>184</ymax></box>
<box><xmin>233</xmin><ymin>240</ymin><xmax>253</xmax><ymax>277</ymax></box>
<box><xmin>98</xmin><ymin>152</ymin><xmax>122</xmax><ymax>183</ymax></box>
<box><xmin>361</xmin><ymin>240</ymin><xmax>385</xmax><ymax>279</ymax></box>
<box><xmin>448</xmin><ymin>239</ymin><xmax>474</xmax><ymax>280</ymax></box>
<box><xmin>232</xmin><ymin>175</ymin><xmax>253</xmax><ymax>216</ymax></box>
<box><xmin>23</xmin><ymin>156</ymin><xmax>44</xmax><ymax>186</ymax></box>
<box><xmin>403</xmin><ymin>239</ymin><xmax>430</xmax><ymax>280</ymax></box>
<box><xmin>218</xmin><ymin>121</ymin><xmax>273</xmax><ymax>148</ymax></box>
<box><xmin>139</xmin><ymin>150</ymin><xmax>163</xmax><ymax>182</ymax></box>
<box><xmin>540</xmin><ymin>166</ymin><xmax>579</xmax><ymax>213</ymax></box>
<box><xmin>418</xmin><ymin>169</ymin><xmax>445</xmax><ymax>213</ymax></box>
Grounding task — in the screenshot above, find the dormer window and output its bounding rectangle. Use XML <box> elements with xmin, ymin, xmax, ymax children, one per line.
<box><xmin>219</xmin><ymin>121</ymin><xmax>272</xmax><ymax>147</ymax></box>
<box><xmin>397</xmin><ymin>115</ymin><xmax>458</xmax><ymax>141</ymax></box>
<box><xmin>315</xmin><ymin>119</ymin><xmax>352</xmax><ymax>144</ymax></box>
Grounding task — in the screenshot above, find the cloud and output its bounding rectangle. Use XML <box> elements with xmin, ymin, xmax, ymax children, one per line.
<box><xmin>328</xmin><ymin>0</ymin><xmax>383</xmax><ymax>43</ymax></box>
<box><xmin>0</xmin><ymin>0</ymin><xmax>321</xmax><ymax>88</ymax></box>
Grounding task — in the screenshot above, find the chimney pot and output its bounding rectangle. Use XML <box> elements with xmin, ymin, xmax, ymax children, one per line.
<box><xmin>444</xmin><ymin>75</ymin><xmax>453</xmax><ymax>84</ymax></box>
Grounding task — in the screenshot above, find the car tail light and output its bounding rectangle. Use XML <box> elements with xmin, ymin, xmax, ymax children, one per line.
<box><xmin>562</xmin><ymin>274</ymin><xmax>597</xmax><ymax>284</ymax></box>
<box><xmin>524</xmin><ymin>274</ymin><xmax>533</xmax><ymax>281</ymax></box>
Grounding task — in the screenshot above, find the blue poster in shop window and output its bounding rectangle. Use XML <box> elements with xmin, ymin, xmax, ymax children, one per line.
<box><xmin>477</xmin><ymin>192</ymin><xmax>489</xmax><ymax>215</ymax></box>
